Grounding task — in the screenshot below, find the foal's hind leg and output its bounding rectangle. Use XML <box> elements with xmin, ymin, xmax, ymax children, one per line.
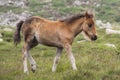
<box><xmin>23</xmin><ymin>37</ymin><xmax>38</xmax><ymax>74</ymax></box>
<box><xmin>28</xmin><ymin>38</ymin><xmax>38</xmax><ymax>73</ymax></box>
<box><xmin>52</xmin><ymin>47</ymin><xmax>63</xmax><ymax>72</ymax></box>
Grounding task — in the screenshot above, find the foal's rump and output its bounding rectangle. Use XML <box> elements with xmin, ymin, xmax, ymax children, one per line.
<box><xmin>14</xmin><ymin>16</ymin><xmax>63</xmax><ymax>47</ymax></box>
<box><xmin>14</xmin><ymin>16</ymin><xmax>41</xmax><ymax>45</ymax></box>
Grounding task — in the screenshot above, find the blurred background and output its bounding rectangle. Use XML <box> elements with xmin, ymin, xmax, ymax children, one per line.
<box><xmin>0</xmin><ymin>0</ymin><xmax>120</xmax><ymax>26</ymax></box>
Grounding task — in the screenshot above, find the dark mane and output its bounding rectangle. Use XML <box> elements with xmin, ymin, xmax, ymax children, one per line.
<box><xmin>59</xmin><ymin>13</ymin><xmax>85</xmax><ymax>23</ymax></box>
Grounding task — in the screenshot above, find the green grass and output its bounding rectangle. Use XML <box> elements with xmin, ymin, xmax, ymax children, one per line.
<box><xmin>0</xmin><ymin>30</ymin><xmax>14</xmax><ymax>42</ymax></box>
<box><xmin>1</xmin><ymin>0</ymin><xmax>120</xmax><ymax>23</ymax></box>
<box><xmin>95</xmin><ymin>0</ymin><xmax>120</xmax><ymax>23</ymax></box>
<box><xmin>0</xmin><ymin>28</ymin><xmax>120</xmax><ymax>80</ymax></box>
<box><xmin>0</xmin><ymin>6</ymin><xmax>24</xmax><ymax>13</ymax></box>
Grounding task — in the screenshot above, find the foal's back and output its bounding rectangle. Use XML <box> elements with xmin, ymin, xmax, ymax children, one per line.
<box><xmin>22</xmin><ymin>16</ymin><xmax>72</xmax><ymax>47</ymax></box>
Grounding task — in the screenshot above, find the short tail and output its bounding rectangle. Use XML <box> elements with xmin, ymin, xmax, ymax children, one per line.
<box><xmin>14</xmin><ymin>20</ymin><xmax>24</xmax><ymax>46</ymax></box>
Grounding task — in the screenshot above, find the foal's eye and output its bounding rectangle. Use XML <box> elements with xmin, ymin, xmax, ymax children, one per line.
<box><xmin>88</xmin><ymin>24</ymin><xmax>92</xmax><ymax>28</ymax></box>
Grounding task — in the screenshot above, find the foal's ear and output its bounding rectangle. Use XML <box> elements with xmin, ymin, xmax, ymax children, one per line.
<box><xmin>85</xmin><ymin>11</ymin><xmax>93</xmax><ymax>18</ymax></box>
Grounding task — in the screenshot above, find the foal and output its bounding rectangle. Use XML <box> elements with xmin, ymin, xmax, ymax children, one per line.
<box><xmin>14</xmin><ymin>11</ymin><xmax>97</xmax><ymax>73</ymax></box>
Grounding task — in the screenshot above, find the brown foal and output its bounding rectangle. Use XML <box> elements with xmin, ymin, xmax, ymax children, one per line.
<box><xmin>14</xmin><ymin>11</ymin><xmax>97</xmax><ymax>74</ymax></box>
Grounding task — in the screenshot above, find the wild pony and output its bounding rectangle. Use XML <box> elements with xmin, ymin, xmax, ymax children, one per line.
<box><xmin>14</xmin><ymin>11</ymin><xmax>97</xmax><ymax>74</ymax></box>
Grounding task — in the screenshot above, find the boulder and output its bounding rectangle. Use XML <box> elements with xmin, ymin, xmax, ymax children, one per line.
<box><xmin>104</xmin><ymin>43</ymin><xmax>116</xmax><ymax>48</ymax></box>
<box><xmin>77</xmin><ymin>40</ymin><xmax>86</xmax><ymax>43</ymax></box>
<box><xmin>0</xmin><ymin>0</ymin><xmax>28</xmax><ymax>8</ymax></box>
<box><xmin>73</xmin><ymin>0</ymin><xmax>81</xmax><ymax>6</ymax></box>
<box><xmin>73</xmin><ymin>0</ymin><xmax>90</xmax><ymax>6</ymax></box>
<box><xmin>3</xmin><ymin>28</ymin><xmax>13</xmax><ymax>32</ymax></box>
<box><xmin>42</xmin><ymin>0</ymin><xmax>52</xmax><ymax>3</ymax></box>
<box><xmin>0</xmin><ymin>10</ymin><xmax>32</xmax><ymax>27</ymax></box>
<box><xmin>0</xmin><ymin>38</ymin><xmax>3</xmax><ymax>42</ymax></box>
<box><xmin>106</xmin><ymin>29</ymin><xmax>120</xmax><ymax>34</ymax></box>
<box><xmin>96</xmin><ymin>20</ymin><xmax>112</xmax><ymax>29</ymax></box>
<box><xmin>0</xmin><ymin>33</ymin><xmax>2</xmax><ymax>38</ymax></box>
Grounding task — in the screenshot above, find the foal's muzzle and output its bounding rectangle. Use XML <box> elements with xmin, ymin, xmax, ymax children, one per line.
<box><xmin>91</xmin><ymin>35</ymin><xmax>97</xmax><ymax>41</ymax></box>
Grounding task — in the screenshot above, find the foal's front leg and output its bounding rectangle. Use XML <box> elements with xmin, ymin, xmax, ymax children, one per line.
<box><xmin>22</xmin><ymin>43</ymin><xmax>29</xmax><ymax>74</ymax></box>
<box><xmin>52</xmin><ymin>47</ymin><xmax>63</xmax><ymax>72</ymax></box>
<box><xmin>28</xmin><ymin>52</ymin><xmax>36</xmax><ymax>73</ymax></box>
<box><xmin>64</xmin><ymin>43</ymin><xmax>77</xmax><ymax>70</ymax></box>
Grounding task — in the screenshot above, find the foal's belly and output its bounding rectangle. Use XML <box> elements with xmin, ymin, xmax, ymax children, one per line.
<box><xmin>35</xmin><ymin>32</ymin><xmax>63</xmax><ymax>47</ymax></box>
<box><xmin>40</xmin><ymin>40</ymin><xmax>62</xmax><ymax>47</ymax></box>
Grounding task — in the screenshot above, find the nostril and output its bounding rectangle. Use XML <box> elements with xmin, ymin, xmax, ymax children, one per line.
<box><xmin>92</xmin><ymin>35</ymin><xmax>97</xmax><ymax>40</ymax></box>
<box><xmin>94</xmin><ymin>35</ymin><xmax>97</xmax><ymax>40</ymax></box>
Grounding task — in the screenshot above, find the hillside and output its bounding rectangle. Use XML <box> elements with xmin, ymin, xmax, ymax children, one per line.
<box><xmin>0</xmin><ymin>0</ymin><xmax>120</xmax><ymax>25</ymax></box>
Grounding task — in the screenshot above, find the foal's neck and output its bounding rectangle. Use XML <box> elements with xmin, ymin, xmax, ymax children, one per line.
<box><xmin>70</xmin><ymin>18</ymin><xmax>84</xmax><ymax>37</ymax></box>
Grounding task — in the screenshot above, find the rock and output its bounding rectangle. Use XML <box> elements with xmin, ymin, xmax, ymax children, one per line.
<box><xmin>96</xmin><ymin>20</ymin><xmax>102</xmax><ymax>25</ymax></box>
<box><xmin>73</xmin><ymin>0</ymin><xmax>90</xmax><ymax>6</ymax></box>
<box><xmin>73</xmin><ymin>0</ymin><xmax>81</xmax><ymax>6</ymax></box>
<box><xmin>0</xmin><ymin>0</ymin><xmax>28</xmax><ymax>8</ymax></box>
<box><xmin>106</xmin><ymin>29</ymin><xmax>120</xmax><ymax>34</ymax></box>
<box><xmin>96</xmin><ymin>4</ymin><xmax>100</xmax><ymax>7</ymax></box>
<box><xmin>0</xmin><ymin>0</ymin><xmax>7</xmax><ymax>6</ymax></box>
<box><xmin>96</xmin><ymin>20</ymin><xmax>113</xmax><ymax>29</ymax></box>
<box><xmin>115</xmin><ymin>26</ymin><xmax>120</xmax><ymax>28</ymax></box>
<box><xmin>96</xmin><ymin>20</ymin><xmax>112</xmax><ymax>29</ymax></box>
<box><xmin>42</xmin><ymin>0</ymin><xmax>52</xmax><ymax>3</ymax></box>
<box><xmin>77</xmin><ymin>40</ymin><xmax>86</xmax><ymax>43</ymax></box>
<box><xmin>0</xmin><ymin>10</ymin><xmax>32</xmax><ymax>27</ymax></box>
<box><xmin>21</xmin><ymin>11</ymin><xmax>31</xmax><ymax>19</ymax></box>
<box><xmin>96</xmin><ymin>20</ymin><xmax>120</xmax><ymax>29</ymax></box>
<box><xmin>104</xmin><ymin>43</ymin><xmax>116</xmax><ymax>48</ymax></box>
<box><xmin>3</xmin><ymin>28</ymin><xmax>13</xmax><ymax>32</ymax></box>
<box><xmin>0</xmin><ymin>33</ymin><xmax>2</xmax><ymax>38</ymax></box>
<box><xmin>14</xmin><ymin>1</ymin><xmax>26</xmax><ymax>8</ymax></box>
<box><xmin>105</xmin><ymin>22</ymin><xmax>112</xmax><ymax>29</ymax></box>
<box><xmin>0</xmin><ymin>38</ymin><xmax>3</xmax><ymax>42</ymax></box>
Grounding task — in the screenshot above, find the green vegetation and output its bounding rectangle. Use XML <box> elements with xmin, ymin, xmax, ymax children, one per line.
<box><xmin>95</xmin><ymin>0</ymin><xmax>120</xmax><ymax>23</ymax></box>
<box><xmin>0</xmin><ymin>6</ymin><xmax>24</xmax><ymax>13</ymax></box>
<box><xmin>1</xmin><ymin>31</ymin><xmax>13</xmax><ymax>42</ymax></box>
<box><xmin>0</xmin><ymin>28</ymin><xmax>120</xmax><ymax>80</ymax></box>
<box><xmin>0</xmin><ymin>0</ymin><xmax>120</xmax><ymax>23</ymax></box>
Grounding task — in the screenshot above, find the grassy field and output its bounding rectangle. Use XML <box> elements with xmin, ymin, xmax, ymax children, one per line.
<box><xmin>0</xmin><ymin>28</ymin><xmax>120</xmax><ymax>80</ymax></box>
<box><xmin>0</xmin><ymin>0</ymin><xmax>120</xmax><ymax>80</ymax></box>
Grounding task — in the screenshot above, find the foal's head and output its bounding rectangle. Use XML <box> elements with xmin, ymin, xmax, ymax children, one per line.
<box><xmin>82</xmin><ymin>11</ymin><xmax>97</xmax><ymax>41</ymax></box>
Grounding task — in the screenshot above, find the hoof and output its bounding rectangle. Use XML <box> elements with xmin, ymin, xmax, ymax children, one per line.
<box><xmin>24</xmin><ymin>70</ymin><xmax>29</xmax><ymax>74</ymax></box>
<box><xmin>31</xmin><ymin>64</ymin><xmax>36</xmax><ymax>73</ymax></box>
<box><xmin>73</xmin><ymin>67</ymin><xmax>77</xmax><ymax>71</ymax></box>
<box><xmin>52</xmin><ymin>67</ymin><xmax>56</xmax><ymax>72</ymax></box>
<box><xmin>52</xmin><ymin>69</ymin><xmax>56</xmax><ymax>72</ymax></box>
<box><xmin>31</xmin><ymin>68</ymin><xmax>35</xmax><ymax>73</ymax></box>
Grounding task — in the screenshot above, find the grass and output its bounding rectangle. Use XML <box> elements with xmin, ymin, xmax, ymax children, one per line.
<box><xmin>1</xmin><ymin>0</ymin><xmax>120</xmax><ymax>23</ymax></box>
<box><xmin>0</xmin><ymin>28</ymin><xmax>120</xmax><ymax>80</ymax></box>
<box><xmin>0</xmin><ymin>6</ymin><xmax>24</xmax><ymax>13</ymax></box>
<box><xmin>95</xmin><ymin>0</ymin><xmax>120</xmax><ymax>23</ymax></box>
